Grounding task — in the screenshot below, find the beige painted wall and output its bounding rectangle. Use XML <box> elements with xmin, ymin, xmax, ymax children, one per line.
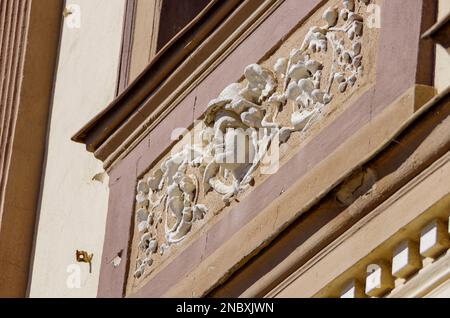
<box><xmin>435</xmin><ymin>0</ymin><xmax>450</xmax><ymax>93</ymax></box>
<box><xmin>28</xmin><ymin>0</ymin><xmax>125</xmax><ymax>297</ymax></box>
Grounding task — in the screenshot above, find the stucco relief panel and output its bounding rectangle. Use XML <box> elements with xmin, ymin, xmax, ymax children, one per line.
<box><xmin>128</xmin><ymin>0</ymin><xmax>380</xmax><ymax>291</ymax></box>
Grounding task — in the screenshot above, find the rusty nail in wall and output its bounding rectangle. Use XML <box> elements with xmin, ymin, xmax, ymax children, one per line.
<box><xmin>63</xmin><ymin>7</ymin><xmax>73</xmax><ymax>17</ymax></box>
<box><xmin>76</xmin><ymin>250</ymin><xmax>93</xmax><ymax>274</ymax></box>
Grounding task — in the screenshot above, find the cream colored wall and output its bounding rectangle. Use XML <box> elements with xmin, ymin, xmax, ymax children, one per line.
<box><xmin>28</xmin><ymin>0</ymin><xmax>125</xmax><ymax>297</ymax></box>
<box><xmin>435</xmin><ymin>0</ymin><xmax>450</xmax><ymax>93</ymax></box>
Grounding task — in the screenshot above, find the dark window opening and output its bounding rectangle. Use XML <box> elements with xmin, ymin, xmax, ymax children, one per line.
<box><xmin>157</xmin><ymin>0</ymin><xmax>212</xmax><ymax>50</ymax></box>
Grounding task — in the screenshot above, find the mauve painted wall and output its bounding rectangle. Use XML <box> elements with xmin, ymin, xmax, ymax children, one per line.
<box><xmin>98</xmin><ymin>0</ymin><xmax>436</xmax><ymax>298</ymax></box>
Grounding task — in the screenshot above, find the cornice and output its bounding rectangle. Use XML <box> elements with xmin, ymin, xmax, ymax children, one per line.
<box><xmin>93</xmin><ymin>0</ymin><xmax>440</xmax><ymax>298</ymax></box>
<box><xmin>265</xmin><ymin>87</ymin><xmax>450</xmax><ymax>298</ymax></box>
<box><xmin>208</xmin><ymin>85</ymin><xmax>448</xmax><ymax>297</ymax></box>
<box><xmin>102</xmin><ymin>0</ymin><xmax>286</xmax><ymax>171</ymax></box>
<box><xmin>71</xmin><ymin>0</ymin><xmax>240</xmax><ymax>146</ymax></box>
<box><xmin>72</xmin><ymin>0</ymin><xmax>282</xmax><ymax>170</ymax></box>
<box><xmin>422</xmin><ymin>12</ymin><xmax>450</xmax><ymax>52</ymax></box>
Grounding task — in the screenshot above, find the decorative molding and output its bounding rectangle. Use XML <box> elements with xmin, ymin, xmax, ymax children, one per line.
<box><xmin>72</xmin><ymin>0</ymin><xmax>247</xmax><ymax>157</ymax></box>
<box><xmin>388</xmin><ymin>250</ymin><xmax>450</xmax><ymax>298</ymax></box>
<box><xmin>422</xmin><ymin>12</ymin><xmax>450</xmax><ymax>54</ymax></box>
<box><xmin>132</xmin><ymin>0</ymin><xmax>372</xmax><ymax>280</ymax></box>
<box><xmin>308</xmin><ymin>152</ymin><xmax>450</xmax><ymax>298</ymax></box>
<box><xmin>100</xmin><ymin>0</ymin><xmax>282</xmax><ymax>169</ymax></box>
<box><xmin>334</xmin><ymin>215</ymin><xmax>450</xmax><ymax>298</ymax></box>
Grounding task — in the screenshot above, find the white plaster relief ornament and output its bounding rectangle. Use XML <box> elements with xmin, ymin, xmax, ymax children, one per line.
<box><xmin>133</xmin><ymin>0</ymin><xmax>370</xmax><ymax>279</ymax></box>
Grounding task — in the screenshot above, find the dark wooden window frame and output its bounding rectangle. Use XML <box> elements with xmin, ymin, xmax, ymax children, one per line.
<box><xmin>116</xmin><ymin>0</ymin><xmax>137</xmax><ymax>95</ymax></box>
<box><xmin>116</xmin><ymin>0</ymin><xmax>216</xmax><ymax>95</ymax></box>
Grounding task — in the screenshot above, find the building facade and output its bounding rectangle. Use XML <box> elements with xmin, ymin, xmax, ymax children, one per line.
<box><xmin>0</xmin><ymin>0</ymin><xmax>449</xmax><ymax>298</ymax></box>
